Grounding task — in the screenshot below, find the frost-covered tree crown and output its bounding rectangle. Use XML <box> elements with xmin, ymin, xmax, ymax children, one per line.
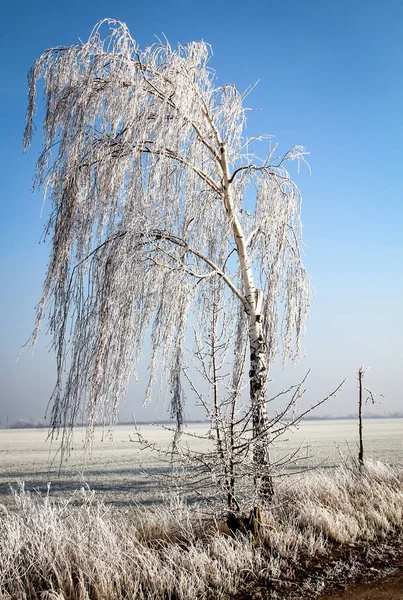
<box><xmin>25</xmin><ymin>19</ymin><xmax>310</xmax><ymax>444</ymax></box>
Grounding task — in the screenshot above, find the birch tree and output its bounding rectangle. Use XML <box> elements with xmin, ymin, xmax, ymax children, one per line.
<box><xmin>25</xmin><ymin>19</ymin><xmax>311</xmax><ymax>500</ymax></box>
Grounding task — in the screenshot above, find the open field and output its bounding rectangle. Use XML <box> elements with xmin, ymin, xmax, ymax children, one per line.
<box><xmin>0</xmin><ymin>420</ymin><xmax>402</xmax><ymax>599</ymax></box>
<box><xmin>0</xmin><ymin>460</ymin><xmax>402</xmax><ymax>599</ymax></box>
<box><xmin>0</xmin><ymin>419</ymin><xmax>401</xmax><ymax>507</ymax></box>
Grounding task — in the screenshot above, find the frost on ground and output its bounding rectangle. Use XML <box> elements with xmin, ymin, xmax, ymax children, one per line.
<box><xmin>1</xmin><ymin>420</ymin><xmax>402</xmax><ymax>509</ymax></box>
<box><xmin>0</xmin><ymin>460</ymin><xmax>402</xmax><ymax>600</ymax></box>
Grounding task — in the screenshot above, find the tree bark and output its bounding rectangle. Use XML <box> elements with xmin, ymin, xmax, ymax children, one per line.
<box><xmin>219</xmin><ymin>143</ymin><xmax>274</xmax><ymax>502</ymax></box>
<box><xmin>248</xmin><ymin>295</ymin><xmax>274</xmax><ymax>503</ymax></box>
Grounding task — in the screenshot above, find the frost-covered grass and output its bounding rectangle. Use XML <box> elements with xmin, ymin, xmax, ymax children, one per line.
<box><xmin>0</xmin><ymin>461</ymin><xmax>402</xmax><ymax>600</ymax></box>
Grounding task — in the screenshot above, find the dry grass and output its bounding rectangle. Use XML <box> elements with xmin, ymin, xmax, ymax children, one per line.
<box><xmin>0</xmin><ymin>461</ymin><xmax>402</xmax><ymax>599</ymax></box>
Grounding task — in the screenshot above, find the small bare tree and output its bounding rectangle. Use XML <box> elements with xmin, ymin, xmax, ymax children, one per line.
<box><xmin>25</xmin><ymin>19</ymin><xmax>311</xmax><ymax>501</ymax></box>
<box><xmin>358</xmin><ymin>367</ymin><xmax>365</xmax><ymax>466</ymax></box>
<box><xmin>133</xmin><ymin>297</ymin><xmax>345</xmax><ymax>510</ymax></box>
<box><xmin>357</xmin><ymin>367</ymin><xmax>384</xmax><ymax>467</ymax></box>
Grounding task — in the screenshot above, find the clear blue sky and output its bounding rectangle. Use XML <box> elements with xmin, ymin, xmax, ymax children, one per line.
<box><xmin>0</xmin><ymin>0</ymin><xmax>402</xmax><ymax>424</ymax></box>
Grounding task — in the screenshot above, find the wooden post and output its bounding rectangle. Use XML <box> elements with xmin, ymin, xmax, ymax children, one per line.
<box><xmin>358</xmin><ymin>367</ymin><xmax>364</xmax><ymax>467</ymax></box>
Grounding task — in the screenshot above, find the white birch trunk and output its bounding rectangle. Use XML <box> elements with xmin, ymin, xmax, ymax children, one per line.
<box><xmin>248</xmin><ymin>298</ymin><xmax>274</xmax><ymax>501</ymax></box>
<box><xmin>220</xmin><ymin>144</ymin><xmax>274</xmax><ymax>501</ymax></box>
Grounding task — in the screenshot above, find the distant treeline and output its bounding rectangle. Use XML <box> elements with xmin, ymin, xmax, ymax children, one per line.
<box><xmin>1</xmin><ymin>413</ymin><xmax>402</xmax><ymax>429</ymax></box>
<box><xmin>299</xmin><ymin>412</ymin><xmax>403</xmax><ymax>421</ymax></box>
<box><xmin>3</xmin><ymin>419</ymin><xmax>49</xmax><ymax>429</ymax></box>
<box><xmin>0</xmin><ymin>419</ymin><xmax>208</xmax><ymax>429</ymax></box>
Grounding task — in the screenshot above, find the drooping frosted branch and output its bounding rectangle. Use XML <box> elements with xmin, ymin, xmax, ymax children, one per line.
<box><xmin>25</xmin><ymin>19</ymin><xmax>311</xmax><ymax>446</ymax></box>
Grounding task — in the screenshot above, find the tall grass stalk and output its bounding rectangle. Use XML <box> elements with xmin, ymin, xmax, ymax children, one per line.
<box><xmin>0</xmin><ymin>461</ymin><xmax>402</xmax><ymax>599</ymax></box>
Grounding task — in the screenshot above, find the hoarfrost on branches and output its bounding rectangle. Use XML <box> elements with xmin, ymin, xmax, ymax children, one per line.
<box><xmin>25</xmin><ymin>19</ymin><xmax>311</xmax><ymax>467</ymax></box>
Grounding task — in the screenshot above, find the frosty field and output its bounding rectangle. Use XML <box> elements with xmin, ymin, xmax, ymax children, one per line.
<box><xmin>0</xmin><ymin>419</ymin><xmax>401</xmax><ymax>507</ymax></box>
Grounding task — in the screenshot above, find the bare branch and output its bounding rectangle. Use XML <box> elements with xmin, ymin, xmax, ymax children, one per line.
<box><xmin>24</xmin><ymin>19</ymin><xmax>312</xmax><ymax>505</ymax></box>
